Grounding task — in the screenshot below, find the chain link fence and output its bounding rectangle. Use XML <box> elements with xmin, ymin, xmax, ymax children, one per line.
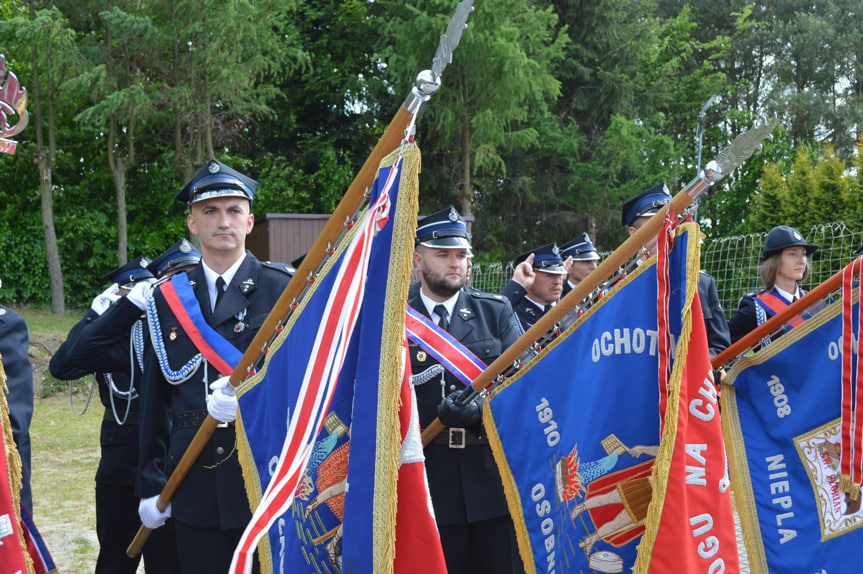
<box><xmin>468</xmin><ymin>220</ymin><xmax>863</xmax><ymax>319</ymax></box>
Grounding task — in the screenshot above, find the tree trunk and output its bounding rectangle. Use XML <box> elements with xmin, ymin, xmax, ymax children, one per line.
<box><xmin>108</xmin><ymin>117</ymin><xmax>128</xmax><ymax>265</ymax></box>
<box><xmin>30</xmin><ymin>0</ymin><xmax>64</xmax><ymax>314</ymax></box>
<box><xmin>38</xmin><ymin>151</ymin><xmax>64</xmax><ymax>315</ymax></box>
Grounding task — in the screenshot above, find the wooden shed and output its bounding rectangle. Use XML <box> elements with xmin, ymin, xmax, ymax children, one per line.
<box><xmin>247</xmin><ymin>213</ymin><xmax>330</xmax><ymax>266</ymax></box>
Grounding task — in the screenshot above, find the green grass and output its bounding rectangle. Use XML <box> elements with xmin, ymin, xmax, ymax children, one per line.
<box><xmin>14</xmin><ymin>305</ymin><xmax>85</xmax><ymax>342</ymax></box>
<box><xmin>30</xmin><ymin>395</ymin><xmax>103</xmax><ymax>571</ymax></box>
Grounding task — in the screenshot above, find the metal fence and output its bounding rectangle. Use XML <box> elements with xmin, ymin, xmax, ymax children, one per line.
<box><xmin>468</xmin><ymin>220</ymin><xmax>863</xmax><ymax>319</ymax></box>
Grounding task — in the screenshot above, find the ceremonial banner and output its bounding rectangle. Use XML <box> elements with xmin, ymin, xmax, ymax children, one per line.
<box><xmin>235</xmin><ymin>144</ymin><xmax>444</xmax><ymax>574</ymax></box>
<box><xmin>0</xmin><ymin>368</ymin><xmax>30</xmax><ymax>573</ymax></box>
<box><xmin>486</xmin><ymin>223</ymin><xmax>739</xmax><ymax>573</ymax></box>
<box><xmin>723</xmin><ymin>289</ymin><xmax>863</xmax><ymax>573</ymax></box>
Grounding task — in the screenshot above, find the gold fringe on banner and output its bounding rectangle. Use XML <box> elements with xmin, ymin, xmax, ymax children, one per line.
<box><xmin>631</xmin><ymin>221</ymin><xmax>700</xmax><ymax>574</ymax></box>
<box><xmin>373</xmin><ymin>143</ymin><xmax>421</xmax><ymax>573</ymax></box>
<box><xmin>1</xmin><ymin>353</ymin><xmax>36</xmax><ymax>574</ymax></box>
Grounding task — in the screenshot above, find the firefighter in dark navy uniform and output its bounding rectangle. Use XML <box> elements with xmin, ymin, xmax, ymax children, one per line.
<box><xmin>560</xmin><ymin>232</ymin><xmax>600</xmax><ymax>298</ymax></box>
<box><xmin>50</xmin><ymin>254</ymin><xmax>184</xmax><ymax>573</ymax></box>
<box><xmin>408</xmin><ymin>205</ymin><xmax>524</xmax><ymax>574</ymax></box>
<box><xmin>728</xmin><ymin>225</ymin><xmax>818</xmax><ymax>343</ymax></box>
<box><xmin>135</xmin><ymin>160</ymin><xmax>292</xmax><ymax>574</ymax></box>
<box><xmin>622</xmin><ymin>183</ymin><xmax>731</xmax><ymax>358</ymax></box>
<box><xmin>0</xmin><ymin>295</ymin><xmax>35</xmax><ymax>518</ymax></box>
<box><xmin>499</xmin><ymin>242</ymin><xmax>567</xmax><ymax>331</ymax></box>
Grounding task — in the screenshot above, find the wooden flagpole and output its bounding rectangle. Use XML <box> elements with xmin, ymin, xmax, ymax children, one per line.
<box><xmin>127</xmin><ymin>0</ymin><xmax>476</xmax><ymax>557</ymax></box>
<box><xmin>710</xmin><ymin>266</ymin><xmax>847</xmax><ymax>371</ymax></box>
<box><xmin>421</xmin><ymin>116</ymin><xmax>778</xmax><ymax>447</ymax></box>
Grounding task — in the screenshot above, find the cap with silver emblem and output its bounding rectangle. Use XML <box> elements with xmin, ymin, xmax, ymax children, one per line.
<box><xmin>762</xmin><ymin>225</ymin><xmax>818</xmax><ymax>261</ymax></box>
<box><xmin>415</xmin><ymin>205</ymin><xmax>472</xmax><ymax>250</ymax></box>
<box><xmin>104</xmin><ymin>255</ymin><xmax>154</xmax><ymax>289</ymax></box>
<box><xmin>147</xmin><ymin>238</ymin><xmax>202</xmax><ymax>278</ymax></box>
<box><xmin>175</xmin><ymin>159</ymin><xmax>258</xmax><ymax>206</ymax></box>
<box><xmin>621</xmin><ymin>182</ymin><xmax>672</xmax><ymax>227</ymax></box>
<box><xmin>560</xmin><ymin>232</ymin><xmax>600</xmax><ymax>262</ymax></box>
<box><xmin>514</xmin><ymin>242</ymin><xmax>567</xmax><ymax>275</ymax></box>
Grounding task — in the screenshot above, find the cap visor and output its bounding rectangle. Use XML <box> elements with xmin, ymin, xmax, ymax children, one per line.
<box><xmin>418</xmin><ymin>237</ymin><xmax>472</xmax><ymax>249</ymax></box>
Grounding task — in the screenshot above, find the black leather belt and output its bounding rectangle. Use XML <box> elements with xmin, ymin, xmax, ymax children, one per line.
<box><xmin>103</xmin><ymin>410</ymin><xmax>138</xmax><ymax>424</ymax></box>
<box><xmin>173</xmin><ymin>409</ymin><xmax>234</xmax><ymax>430</ymax></box>
<box><xmin>429</xmin><ymin>427</ymin><xmax>489</xmax><ymax>448</ymax></box>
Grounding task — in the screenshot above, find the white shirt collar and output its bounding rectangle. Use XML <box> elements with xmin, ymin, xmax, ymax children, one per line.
<box><xmin>202</xmin><ymin>253</ymin><xmax>247</xmax><ymax>310</ymax></box>
<box><xmin>773</xmin><ymin>284</ymin><xmax>799</xmax><ymax>302</ymax></box>
<box><xmin>525</xmin><ymin>295</ymin><xmax>553</xmax><ymax>311</ymax></box>
<box><xmin>419</xmin><ymin>290</ymin><xmax>459</xmax><ymax>324</ymax></box>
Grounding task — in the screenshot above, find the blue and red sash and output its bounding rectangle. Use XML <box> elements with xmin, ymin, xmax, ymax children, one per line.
<box><xmin>160</xmin><ymin>274</ymin><xmax>242</xmax><ymax>376</ymax></box>
<box><xmin>405</xmin><ymin>304</ymin><xmax>486</xmax><ymax>387</ymax></box>
<box><xmin>755</xmin><ymin>290</ymin><xmax>805</xmax><ymax>327</ymax></box>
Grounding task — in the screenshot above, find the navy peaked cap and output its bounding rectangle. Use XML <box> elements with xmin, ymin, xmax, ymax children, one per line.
<box><xmin>515</xmin><ymin>242</ymin><xmax>567</xmax><ymax>275</ymax></box>
<box><xmin>415</xmin><ymin>205</ymin><xmax>472</xmax><ymax>250</ymax></box>
<box><xmin>104</xmin><ymin>255</ymin><xmax>154</xmax><ymax>287</ymax></box>
<box><xmin>762</xmin><ymin>225</ymin><xmax>818</xmax><ymax>260</ymax></box>
<box><xmin>560</xmin><ymin>232</ymin><xmax>600</xmax><ymax>261</ymax></box>
<box><xmin>621</xmin><ymin>182</ymin><xmax>672</xmax><ymax>227</ymax></box>
<box><xmin>175</xmin><ymin>159</ymin><xmax>258</xmax><ymax>205</ymax></box>
<box><xmin>147</xmin><ymin>238</ymin><xmax>201</xmax><ymax>278</ymax></box>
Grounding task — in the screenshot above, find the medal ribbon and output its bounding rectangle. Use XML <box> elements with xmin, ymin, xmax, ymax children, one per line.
<box><xmin>406</xmin><ymin>304</ymin><xmax>487</xmax><ymax>387</ymax></box>
<box><xmin>839</xmin><ymin>256</ymin><xmax>863</xmax><ymax>501</ymax></box>
<box><xmin>161</xmin><ymin>274</ymin><xmax>243</xmax><ymax>376</ymax></box>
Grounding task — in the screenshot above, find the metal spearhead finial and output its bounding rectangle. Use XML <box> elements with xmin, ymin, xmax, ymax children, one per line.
<box><xmin>0</xmin><ymin>54</ymin><xmax>29</xmax><ymax>155</ymax></box>
<box><xmin>432</xmin><ymin>0</ymin><xmax>474</xmax><ymax>79</ymax></box>
<box><xmin>684</xmin><ymin>116</ymin><xmax>777</xmax><ymax>202</ymax></box>
<box><xmin>404</xmin><ymin>0</ymin><xmax>475</xmax><ymax>114</ymax></box>
<box><xmin>704</xmin><ymin>116</ymin><xmax>778</xmax><ymax>184</ymax></box>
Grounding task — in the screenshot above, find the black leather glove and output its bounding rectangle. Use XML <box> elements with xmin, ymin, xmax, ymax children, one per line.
<box><xmin>438</xmin><ymin>389</ymin><xmax>482</xmax><ymax>428</ymax></box>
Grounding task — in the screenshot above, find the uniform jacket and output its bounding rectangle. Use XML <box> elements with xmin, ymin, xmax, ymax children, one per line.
<box><xmin>137</xmin><ymin>252</ymin><xmax>291</xmax><ymax>529</ymax></box>
<box><xmin>500</xmin><ymin>280</ymin><xmax>546</xmax><ymax>331</ymax></box>
<box><xmin>49</xmin><ymin>303</ymin><xmax>145</xmax><ymax>487</ymax></box>
<box><xmin>698</xmin><ymin>271</ymin><xmax>731</xmax><ymax>358</ymax></box>
<box><xmin>727</xmin><ymin>286</ymin><xmax>808</xmax><ymax>344</ymax></box>
<box><xmin>408</xmin><ymin>285</ymin><xmax>519</xmax><ymax>525</ymax></box>
<box><xmin>0</xmin><ymin>306</ymin><xmax>34</xmax><ymax>514</ymax></box>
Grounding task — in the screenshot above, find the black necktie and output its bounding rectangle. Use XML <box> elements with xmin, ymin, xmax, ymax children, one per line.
<box><xmin>215</xmin><ymin>276</ymin><xmax>226</xmax><ymax>310</ymax></box>
<box><xmin>434</xmin><ymin>304</ymin><xmax>449</xmax><ymax>331</ymax></box>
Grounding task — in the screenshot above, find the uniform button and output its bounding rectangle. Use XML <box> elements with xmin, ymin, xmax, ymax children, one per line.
<box><xmin>449</xmin><ymin>384</ymin><xmax>457</xmax><ymax>391</ymax></box>
<box><xmin>216</xmin><ymin>446</ymin><xmax>225</xmax><ymax>455</ymax></box>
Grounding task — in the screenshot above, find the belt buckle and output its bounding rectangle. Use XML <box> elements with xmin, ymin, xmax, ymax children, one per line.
<box><xmin>449</xmin><ymin>427</ymin><xmax>466</xmax><ymax>449</ymax></box>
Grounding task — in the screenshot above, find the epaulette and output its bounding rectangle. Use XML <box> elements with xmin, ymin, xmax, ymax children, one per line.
<box><xmin>466</xmin><ymin>289</ymin><xmax>508</xmax><ymax>303</ymax></box>
<box><xmin>263</xmin><ymin>261</ymin><xmax>295</xmax><ymax>276</ymax></box>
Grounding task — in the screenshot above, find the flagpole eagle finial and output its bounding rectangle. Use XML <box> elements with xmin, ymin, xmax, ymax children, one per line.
<box><xmin>0</xmin><ymin>54</ymin><xmax>29</xmax><ymax>155</ymax></box>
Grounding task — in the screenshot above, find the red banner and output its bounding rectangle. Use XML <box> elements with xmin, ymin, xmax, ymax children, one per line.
<box><xmin>636</xmin><ymin>295</ymin><xmax>740</xmax><ymax>573</ymax></box>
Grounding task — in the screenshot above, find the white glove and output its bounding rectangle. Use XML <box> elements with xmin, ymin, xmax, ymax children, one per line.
<box><xmin>90</xmin><ymin>283</ymin><xmax>121</xmax><ymax>315</ymax></box>
<box><xmin>138</xmin><ymin>494</ymin><xmax>171</xmax><ymax>529</ymax></box>
<box><xmin>207</xmin><ymin>376</ymin><xmax>237</xmax><ymax>423</ymax></box>
<box><xmin>126</xmin><ymin>280</ymin><xmax>154</xmax><ymax>311</ymax></box>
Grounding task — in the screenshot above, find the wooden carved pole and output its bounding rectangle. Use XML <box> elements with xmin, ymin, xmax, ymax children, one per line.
<box><xmin>127</xmin><ymin>0</ymin><xmax>476</xmax><ymax>557</ymax></box>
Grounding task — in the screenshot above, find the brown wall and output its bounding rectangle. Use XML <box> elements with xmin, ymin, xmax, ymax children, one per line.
<box><xmin>247</xmin><ymin>213</ymin><xmax>330</xmax><ymax>266</ymax></box>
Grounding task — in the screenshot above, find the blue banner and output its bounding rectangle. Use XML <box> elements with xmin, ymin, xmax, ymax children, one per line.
<box><xmin>485</xmin><ymin>226</ymin><xmax>696</xmax><ymax>573</ymax></box>
<box><xmin>235</xmin><ymin>144</ymin><xmax>420</xmax><ymax>574</ymax></box>
<box><xmin>723</xmin><ymin>297</ymin><xmax>863</xmax><ymax>573</ymax></box>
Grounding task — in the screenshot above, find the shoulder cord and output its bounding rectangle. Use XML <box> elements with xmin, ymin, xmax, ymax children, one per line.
<box><xmin>754</xmin><ymin>299</ymin><xmax>771</xmax><ymax>348</ymax></box>
<box><xmin>146</xmin><ymin>294</ymin><xmax>203</xmax><ymax>385</ymax></box>
<box><xmin>69</xmin><ymin>376</ymin><xmax>97</xmax><ymax>416</ymax></box>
